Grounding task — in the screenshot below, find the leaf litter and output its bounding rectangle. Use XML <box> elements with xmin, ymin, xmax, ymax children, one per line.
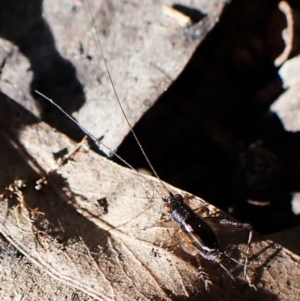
<box><xmin>0</xmin><ymin>0</ymin><xmax>300</xmax><ymax>300</ymax></box>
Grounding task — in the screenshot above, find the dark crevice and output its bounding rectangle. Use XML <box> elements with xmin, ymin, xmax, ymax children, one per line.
<box><xmin>117</xmin><ymin>0</ymin><xmax>300</xmax><ymax>234</ymax></box>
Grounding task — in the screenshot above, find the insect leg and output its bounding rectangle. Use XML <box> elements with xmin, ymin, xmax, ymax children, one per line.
<box><xmin>194</xmin><ymin>253</ymin><xmax>212</xmax><ymax>291</ymax></box>
<box><xmin>199</xmin><ymin>250</ymin><xmax>236</xmax><ymax>283</ymax></box>
<box><xmin>219</xmin><ymin>219</ymin><xmax>255</xmax><ymax>288</ymax></box>
<box><xmin>194</xmin><ymin>206</ymin><xmax>210</xmax><ymax>216</ymax></box>
<box><xmin>178</xmin><ymin>228</ymin><xmax>215</xmax><ymax>290</ymax></box>
<box><xmin>183</xmin><ymin>194</ymin><xmax>210</xmax><ymax>216</ymax></box>
<box><xmin>155</xmin><ymin>220</ymin><xmax>174</xmax><ymax>228</ymax></box>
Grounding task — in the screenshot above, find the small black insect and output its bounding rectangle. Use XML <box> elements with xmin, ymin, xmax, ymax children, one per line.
<box><xmin>163</xmin><ymin>193</ymin><xmax>253</xmax><ymax>290</ymax></box>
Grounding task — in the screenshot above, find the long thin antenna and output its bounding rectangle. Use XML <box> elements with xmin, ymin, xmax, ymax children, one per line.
<box><xmin>84</xmin><ymin>0</ymin><xmax>171</xmax><ymax>196</ymax></box>
<box><xmin>35</xmin><ymin>90</ymin><xmax>163</xmax><ymax>198</ymax></box>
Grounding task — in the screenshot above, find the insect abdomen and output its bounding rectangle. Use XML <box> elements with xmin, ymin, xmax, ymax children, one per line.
<box><xmin>172</xmin><ymin>204</ymin><xmax>219</xmax><ymax>251</ymax></box>
<box><xmin>184</xmin><ymin>214</ymin><xmax>219</xmax><ymax>250</ymax></box>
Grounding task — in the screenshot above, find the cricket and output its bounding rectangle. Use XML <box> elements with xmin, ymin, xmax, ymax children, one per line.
<box><xmin>34</xmin><ymin>0</ymin><xmax>255</xmax><ymax>292</ymax></box>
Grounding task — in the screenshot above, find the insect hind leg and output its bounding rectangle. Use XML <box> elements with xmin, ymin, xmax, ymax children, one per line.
<box><xmin>219</xmin><ymin>219</ymin><xmax>255</xmax><ymax>288</ymax></box>
<box><xmin>200</xmin><ymin>250</ymin><xmax>236</xmax><ymax>282</ymax></box>
<box><xmin>194</xmin><ymin>253</ymin><xmax>212</xmax><ymax>291</ymax></box>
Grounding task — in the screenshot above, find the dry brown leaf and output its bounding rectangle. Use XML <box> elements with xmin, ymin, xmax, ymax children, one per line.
<box><xmin>0</xmin><ymin>0</ymin><xmax>225</xmax><ymax>155</ymax></box>
<box><xmin>0</xmin><ymin>92</ymin><xmax>300</xmax><ymax>300</ymax></box>
<box><xmin>0</xmin><ymin>233</ymin><xmax>95</xmax><ymax>301</ymax></box>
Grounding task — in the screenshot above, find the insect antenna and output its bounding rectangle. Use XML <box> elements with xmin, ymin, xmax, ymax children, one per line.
<box><xmin>34</xmin><ymin>90</ymin><xmax>165</xmax><ymax>199</ymax></box>
<box><xmin>84</xmin><ymin>0</ymin><xmax>172</xmax><ymax>197</ymax></box>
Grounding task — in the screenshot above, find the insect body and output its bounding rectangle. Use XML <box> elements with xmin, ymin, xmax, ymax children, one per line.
<box><xmin>163</xmin><ymin>193</ymin><xmax>253</xmax><ymax>290</ymax></box>
<box><xmin>164</xmin><ymin>194</ymin><xmax>218</xmax><ymax>252</ymax></box>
